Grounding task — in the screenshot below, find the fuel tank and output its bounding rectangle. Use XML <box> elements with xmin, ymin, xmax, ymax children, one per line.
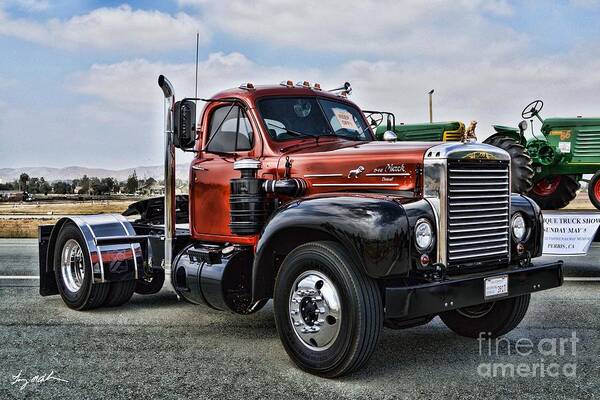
<box><xmin>171</xmin><ymin>243</ymin><xmax>259</xmax><ymax>313</ymax></box>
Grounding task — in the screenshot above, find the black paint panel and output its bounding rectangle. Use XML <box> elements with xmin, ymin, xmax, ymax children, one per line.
<box><xmin>252</xmin><ymin>194</ymin><xmax>436</xmax><ymax>300</ymax></box>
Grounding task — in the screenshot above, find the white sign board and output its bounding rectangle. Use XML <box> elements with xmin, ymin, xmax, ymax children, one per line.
<box><xmin>542</xmin><ymin>212</ymin><xmax>600</xmax><ymax>255</ymax></box>
<box><xmin>332</xmin><ymin>109</ymin><xmax>359</xmax><ymax>131</ymax></box>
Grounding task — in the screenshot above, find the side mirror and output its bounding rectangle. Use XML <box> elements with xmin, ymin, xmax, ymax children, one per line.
<box><xmin>174</xmin><ymin>100</ymin><xmax>196</xmax><ymax>149</ymax></box>
<box><xmin>382</xmin><ymin>130</ymin><xmax>397</xmax><ymax>142</ymax></box>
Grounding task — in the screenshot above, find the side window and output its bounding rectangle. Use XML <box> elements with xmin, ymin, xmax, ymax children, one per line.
<box><xmin>206</xmin><ymin>105</ymin><xmax>254</xmax><ymax>153</ymax></box>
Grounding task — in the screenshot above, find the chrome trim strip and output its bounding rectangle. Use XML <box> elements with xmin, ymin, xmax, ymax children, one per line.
<box><xmin>449</xmin><ymin>206</ymin><xmax>508</xmax><ymax>212</ymax></box>
<box><xmin>449</xmin><ymin>237</ymin><xmax>509</xmax><ymax>246</ymax></box>
<box><xmin>114</xmin><ymin>215</ymin><xmax>139</xmax><ymax>280</ymax></box>
<box><xmin>365</xmin><ymin>173</ymin><xmax>410</xmax><ymax>177</ymax></box>
<box><xmin>83</xmin><ymin>219</ymin><xmax>104</xmax><ymax>283</ymax></box>
<box><xmin>450</xmin><ymin>243</ymin><xmax>508</xmax><ymax>253</ymax></box>
<box><xmin>449</xmin><ymin>225</ymin><xmax>509</xmax><ymax>234</ymax></box>
<box><xmin>311</xmin><ymin>183</ymin><xmax>399</xmax><ymax>187</ymax></box>
<box><xmin>449</xmin><ymin>219</ymin><xmax>509</xmax><ymax>227</ymax></box>
<box><xmin>448</xmin><ymin>232</ymin><xmax>507</xmax><ymax>240</ymax></box>
<box><xmin>449</xmin><ymin>249</ymin><xmax>508</xmax><ymax>261</ymax></box>
<box><xmin>449</xmin><ymin>212</ymin><xmax>508</xmax><ymax>220</ymax></box>
<box><xmin>449</xmin><ymin>169</ymin><xmax>508</xmax><ymax>173</ymax></box>
<box><xmin>303</xmin><ymin>173</ymin><xmax>343</xmax><ymax>178</ymax></box>
<box><xmin>449</xmin><ymin>200</ymin><xmax>509</xmax><ymax>206</ymax></box>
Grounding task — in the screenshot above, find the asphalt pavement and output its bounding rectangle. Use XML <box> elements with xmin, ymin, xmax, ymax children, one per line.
<box><xmin>0</xmin><ymin>239</ymin><xmax>598</xmax><ymax>399</ymax></box>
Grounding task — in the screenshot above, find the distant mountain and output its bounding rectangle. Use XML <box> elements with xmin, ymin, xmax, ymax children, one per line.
<box><xmin>0</xmin><ymin>164</ymin><xmax>190</xmax><ymax>183</ymax></box>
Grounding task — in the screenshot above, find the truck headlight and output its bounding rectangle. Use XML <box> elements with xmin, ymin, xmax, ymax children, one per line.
<box><xmin>415</xmin><ymin>218</ymin><xmax>434</xmax><ymax>251</ymax></box>
<box><xmin>511</xmin><ymin>213</ymin><xmax>526</xmax><ymax>241</ymax></box>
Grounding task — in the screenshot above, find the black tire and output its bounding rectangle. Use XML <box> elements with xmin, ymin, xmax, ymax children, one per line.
<box><xmin>484</xmin><ymin>135</ymin><xmax>534</xmax><ymax>194</ymax></box>
<box><xmin>53</xmin><ymin>224</ymin><xmax>109</xmax><ymax>310</ymax></box>
<box><xmin>134</xmin><ymin>269</ymin><xmax>165</xmax><ymax>295</ymax></box>
<box><xmin>273</xmin><ymin>241</ymin><xmax>383</xmax><ymax>378</ymax></box>
<box><xmin>587</xmin><ymin>171</ymin><xmax>600</xmax><ymax>210</ymax></box>
<box><xmin>440</xmin><ymin>294</ymin><xmax>530</xmax><ymax>338</ymax></box>
<box><xmin>529</xmin><ymin>175</ymin><xmax>580</xmax><ymax>210</ymax></box>
<box><xmin>104</xmin><ymin>280</ymin><xmax>136</xmax><ymax>307</ymax></box>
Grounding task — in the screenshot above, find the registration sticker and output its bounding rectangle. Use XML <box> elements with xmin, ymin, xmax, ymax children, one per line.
<box><xmin>333</xmin><ymin>109</ymin><xmax>359</xmax><ymax>131</ymax></box>
<box><xmin>484</xmin><ymin>275</ymin><xmax>508</xmax><ymax>299</ymax></box>
<box><xmin>558</xmin><ymin>141</ymin><xmax>571</xmax><ymax>153</ymax></box>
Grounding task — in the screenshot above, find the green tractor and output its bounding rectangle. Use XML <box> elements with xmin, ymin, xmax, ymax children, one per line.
<box><xmin>366</xmin><ymin>101</ymin><xmax>600</xmax><ymax>210</ymax></box>
<box><xmin>484</xmin><ymin>100</ymin><xmax>600</xmax><ymax>210</ymax></box>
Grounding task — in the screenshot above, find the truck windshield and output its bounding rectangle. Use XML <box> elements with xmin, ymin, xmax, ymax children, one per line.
<box><xmin>258</xmin><ymin>97</ymin><xmax>372</xmax><ymax>141</ymax></box>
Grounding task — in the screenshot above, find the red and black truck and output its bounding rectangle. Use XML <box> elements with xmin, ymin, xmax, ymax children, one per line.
<box><xmin>38</xmin><ymin>76</ymin><xmax>562</xmax><ymax>377</ymax></box>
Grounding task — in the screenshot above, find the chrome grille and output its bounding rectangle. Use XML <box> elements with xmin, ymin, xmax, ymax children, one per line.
<box><xmin>447</xmin><ymin>160</ymin><xmax>510</xmax><ymax>267</ymax></box>
<box><xmin>573</xmin><ymin>128</ymin><xmax>600</xmax><ymax>158</ymax></box>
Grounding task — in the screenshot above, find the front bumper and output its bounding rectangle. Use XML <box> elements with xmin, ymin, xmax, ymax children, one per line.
<box><xmin>384</xmin><ymin>261</ymin><xmax>563</xmax><ymax>319</ymax></box>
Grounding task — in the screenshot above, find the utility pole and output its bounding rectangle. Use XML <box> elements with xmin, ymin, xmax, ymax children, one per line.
<box><xmin>428</xmin><ymin>89</ymin><xmax>434</xmax><ymax>123</ymax></box>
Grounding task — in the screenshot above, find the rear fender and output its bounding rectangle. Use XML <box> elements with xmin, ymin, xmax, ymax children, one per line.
<box><xmin>41</xmin><ymin>214</ymin><xmax>144</xmax><ymax>295</ymax></box>
<box><xmin>491</xmin><ymin>125</ymin><xmax>525</xmax><ymax>145</ymax></box>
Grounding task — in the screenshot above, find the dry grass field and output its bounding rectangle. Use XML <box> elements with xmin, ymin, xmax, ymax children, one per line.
<box><xmin>0</xmin><ymin>193</ymin><xmax>596</xmax><ymax>238</ymax></box>
<box><xmin>0</xmin><ymin>200</ymin><xmax>132</xmax><ymax>216</ymax></box>
<box><xmin>0</xmin><ymin>218</ymin><xmax>58</xmax><ymax>238</ymax></box>
<box><xmin>0</xmin><ymin>200</ymin><xmax>133</xmax><ymax>238</ymax></box>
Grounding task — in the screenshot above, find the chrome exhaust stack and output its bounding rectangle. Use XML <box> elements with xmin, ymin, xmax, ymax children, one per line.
<box><xmin>158</xmin><ymin>75</ymin><xmax>176</xmax><ymax>274</ymax></box>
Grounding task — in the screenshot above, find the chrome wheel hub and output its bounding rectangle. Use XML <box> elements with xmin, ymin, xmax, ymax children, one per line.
<box><xmin>289</xmin><ymin>270</ymin><xmax>341</xmax><ymax>351</ymax></box>
<box><xmin>60</xmin><ymin>239</ymin><xmax>85</xmax><ymax>293</ymax></box>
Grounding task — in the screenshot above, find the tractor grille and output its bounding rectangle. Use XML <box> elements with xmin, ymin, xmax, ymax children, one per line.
<box><xmin>447</xmin><ymin>160</ymin><xmax>510</xmax><ymax>267</ymax></box>
<box><xmin>573</xmin><ymin>128</ymin><xmax>600</xmax><ymax>158</ymax></box>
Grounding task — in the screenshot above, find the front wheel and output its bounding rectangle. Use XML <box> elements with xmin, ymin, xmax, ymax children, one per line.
<box><xmin>529</xmin><ymin>175</ymin><xmax>580</xmax><ymax>210</ymax></box>
<box><xmin>273</xmin><ymin>241</ymin><xmax>382</xmax><ymax>378</ymax></box>
<box><xmin>587</xmin><ymin>171</ymin><xmax>600</xmax><ymax>210</ymax></box>
<box><xmin>440</xmin><ymin>294</ymin><xmax>530</xmax><ymax>338</ymax></box>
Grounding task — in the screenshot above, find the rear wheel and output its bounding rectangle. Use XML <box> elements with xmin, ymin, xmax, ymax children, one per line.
<box><xmin>54</xmin><ymin>224</ymin><xmax>109</xmax><ymax>310</ymax></box>
<box><xmin>440</xmin><ymin>294</ymin><xmax>530</xmax><ymax>338</ymax></box>
<box><xmin>134</xmin><ymin>269</ymin><xmax>165</xmax><ymax>295</ymax></box>
<box><xmin>483</xmin><ymin>135</ymin><xmax>534</xmax><ymax>194</ymax></box>
<box><xmin>529</xmin><ymin>175</ymin><xmax>580</xmax><ymax>210</ymax></box>
<box><xmin>104</xmin><ymin>280</ymin><xmax>135</xmax><ymax>307</ymax></box>
<box><xmin>587</xmin><ymin>171</ymin><xmax>600</xmax><ymax>210</ymax></box>
<box><xmin>273</xmin><ymin>241</ymin><xmax>382</xmax><ymax>378</ymax></box>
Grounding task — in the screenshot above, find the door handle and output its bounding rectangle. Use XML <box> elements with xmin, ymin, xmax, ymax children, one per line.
<box><xmin>192</xmin><ymin>165</ymin><xmax>208</xmax><ymax>171</ymax></box>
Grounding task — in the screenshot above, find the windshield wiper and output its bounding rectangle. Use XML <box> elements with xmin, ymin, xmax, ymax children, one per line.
<box><xmin>266</xmin><ymin>122</ymin><xmax>320</xmax><ymax>139</ymax></box>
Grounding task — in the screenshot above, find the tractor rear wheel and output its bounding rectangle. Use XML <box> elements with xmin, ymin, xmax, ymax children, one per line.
<box><xmin>588</xmin><ymin>171</ymin><xmax>600</xmax><ymax>210</ymax></box>
<box><xmin>529</xmin><ymin>175</ymin><xmax>580</xmax><ymax>210</ymax></box>
<box><xmin>483</xmin><ymin>135</ymin><xmax>534</xmax><ymax>194</ymax></box>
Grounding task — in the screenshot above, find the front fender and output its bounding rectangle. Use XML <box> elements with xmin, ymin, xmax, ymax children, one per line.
<box><xmin>252</xmin><ymin>194</ymin><xmax>434</xmax><ymax>300</ymax></box>
<box><xmin>511</xmin><ymin>194</ymin><xmax>544</xmax><ymax>259</ymax></box>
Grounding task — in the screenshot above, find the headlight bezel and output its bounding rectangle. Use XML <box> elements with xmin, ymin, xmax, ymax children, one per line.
<box><xmin>511</xmin><ymin>212</ymin><xmax>527</xmax><ymax>242</ymax></box>
<box><xmin>414</xmin><ymin>218</ymin><xmax>435</xmax><ymax>252</ymax></box>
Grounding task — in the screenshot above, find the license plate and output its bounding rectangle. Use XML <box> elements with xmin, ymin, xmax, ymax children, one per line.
<box><xmin>484</xmin><ymin>275</ymin><xmax>508</xmax><ymax>299</ymax></box>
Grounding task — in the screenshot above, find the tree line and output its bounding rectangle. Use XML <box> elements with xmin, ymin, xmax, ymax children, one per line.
<box><xmin>0</xmin><ymin>171</ymin><xmax>155</xmax><ymax>195</ymax></box>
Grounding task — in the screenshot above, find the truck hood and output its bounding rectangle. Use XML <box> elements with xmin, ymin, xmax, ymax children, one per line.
<box><xmin>278</xmin><ymin>140</ymin><xmax>437</xmax><ymax>193</ymax></box>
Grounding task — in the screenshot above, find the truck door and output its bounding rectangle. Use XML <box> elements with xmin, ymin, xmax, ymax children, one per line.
<box><xmin>190</xmin><ymin>103</ymin><xmax>261</xmax><ymax>241</ymax></box>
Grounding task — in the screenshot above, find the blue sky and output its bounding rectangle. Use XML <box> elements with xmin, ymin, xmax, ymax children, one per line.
<box><xmin>1</xmin><ymin>0</ymin><xmax>600</xmax><ymax>169</ymax></box>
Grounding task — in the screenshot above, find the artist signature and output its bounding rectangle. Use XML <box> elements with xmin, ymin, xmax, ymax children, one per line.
<box><xmin>10</xmin><ymin>370</ymin><xmax>69</xmax><ymax>391</ymax></box>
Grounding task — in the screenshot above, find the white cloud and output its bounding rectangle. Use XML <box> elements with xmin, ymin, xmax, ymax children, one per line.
<box><xmin>71</xmin><ymin>51</ymin><xmax>600</xmax><ymax>151</ymax></box>
<box><xmin>181</xmin><ymin>0</ymin><xmax>521</xmax><ymax>59</ymax></box>
<box><xmin>3</xmin><ymin>0</ymin><xmax>49</xmax><ymax>12</ymax></box>
<box><xmin>0</xmin><ymin>5</ymin><xmax>208</xmax><ymax>52</ymax></box>
<box><xmin>72</xmin><ymin>52</ymin><xmax>317</xmax><ymax>112</ymax></box>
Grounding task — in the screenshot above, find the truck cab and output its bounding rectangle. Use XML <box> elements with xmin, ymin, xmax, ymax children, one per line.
<box><xmin>37</xmin><ymin>77</ymin><xmax>563</xmax><ymax>378</ymax></box>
